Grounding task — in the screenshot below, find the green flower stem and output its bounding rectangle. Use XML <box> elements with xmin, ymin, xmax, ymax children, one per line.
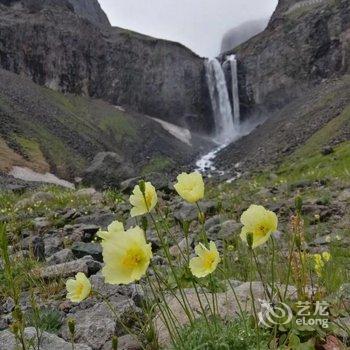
<box><xmin>195</xmin><ymin>202</ymin><xmax>209</xmax><ymax>245</ymax></box>
<box><xmin>148</xmin><ymin>211</ymin><xmax>195</xmax><ymax>325</ymax></box>
<box><xmin>141</xmin><ymin>192</ymin><xmax>195</xmax><ymax>325</ymax></box>
<box><xmin>150</xmin><ymin>264</ymin><xmax>192</xmax><ymax>336</ymax></box>
<box><xmin>191</xmin><ymin>281</ymin><xmax>214</xmax><ymax>337</ymax></box>
<box><xmin>252</xmin><ymin>249</ymin><xmax>272</xmax><ymax>301</ymax></box>
<box><xmin>146</xmin><ymin>272</ymin><xmax>182</xmax><ymax>347</ymax></box>
<box><xmin>283</xmin><ymin>232</ymin><xmax>296</xmax><ymax>301</ymax></box>
<box><xmin>249</xmin><ymin>250</ymin><xmax>261</xmax><ymax>350</ymax></box>
<box><xmin>219</xmin><ymin>266</ymin><xmax>248</xmax><ymax>334</ymax></box>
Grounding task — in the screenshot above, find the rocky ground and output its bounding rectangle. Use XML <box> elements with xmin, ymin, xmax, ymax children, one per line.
<box><xmin>0</xmin><ymin>142</ymin><xmax>349</xmax><ymax>349</ymax></box>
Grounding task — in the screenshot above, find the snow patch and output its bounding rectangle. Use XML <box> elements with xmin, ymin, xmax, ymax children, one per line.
<box><xmin>151</xmin><ymin>117</ymin><xmax>192</xmax><ymax>146</ymax></box>
<box><xmin>9</xmin><ymin>167</ymin><xmax>75</xmax><ymax>189</ymax></box>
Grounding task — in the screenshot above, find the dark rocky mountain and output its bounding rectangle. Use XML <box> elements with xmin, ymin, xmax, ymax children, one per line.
<box><xmin>221</xmin><ymin>0</ymin><xmax>350</xmax><ymax>121</ymax></box>
<box><xmin>220</xmin><ymin>18</ymin><xmax>269</xmax><ymax>53</ymax></box>
<box><xmin>216</xmin><ymin>0</ymin><xmax>350</xmax><ymax>173</ymax></box>
<box><xmin>0</xmin><ymin>0</ymin><xmax>212</xmax><ymax>132</ymax></box>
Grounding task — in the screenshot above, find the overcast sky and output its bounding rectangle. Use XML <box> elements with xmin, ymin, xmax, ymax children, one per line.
<box><xmin>99</xmin><ymin>0</ymin><xmax>278</xmax><ymax>57</ymax></box>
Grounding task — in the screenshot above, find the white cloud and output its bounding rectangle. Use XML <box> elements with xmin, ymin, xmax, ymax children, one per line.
<box><xmin>99</xmin><ymin>0</ymin><xmax>278</xmax><ymax>57</ymax></box>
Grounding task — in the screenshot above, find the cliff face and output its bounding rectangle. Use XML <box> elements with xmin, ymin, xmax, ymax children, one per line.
<box><xmin>221</xmin><ymin>0</ymin><xmax>350</xmax><ymax>120</ymax></box>
<box><xmin>0</xmin><ymin>0</ymin><xmax>212</xmax><ymax>132</ymax></box>
<box><xmin>220</xmin><ymin>18</ymin><xmax>268</xmax><ymax>53</ymax></box>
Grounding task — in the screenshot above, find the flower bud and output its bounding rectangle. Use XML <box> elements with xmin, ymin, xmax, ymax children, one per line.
<box><xmin>246</xmin><ymin>232</ymin><xmax>254</xmax><ymax>249</ymax></box>
<box><xmin>295</xmin><ymin>196</ymin><xmax>303</xmax><ymax>214</ymax></box>
<box><xmin>112</xmin><ymin>336</ymin><xmax>118</xmax><ymax>350</ymax></box>
<box><xmin>198</xmin><ymin>212</ymin><xmax>205</xmax><ymax>224</ymax></box>
<box><xmin>138</xmin><ymin>180</ymin><xmax>146</xmax><ymax>195</ymax></box>
<box><xmin>68</xmin><ymin>318</ymin><xmax>76</xmax><ymax>336</ymax></box>
<box><xmin>182</xmin><ymin>221</ymin><xmax>190</xmax><ymax>235</ymax></box>
<box><xmin>11</xmin><ymin>322</ymin><xmax>19</xmax><ymax>335</ymax></box>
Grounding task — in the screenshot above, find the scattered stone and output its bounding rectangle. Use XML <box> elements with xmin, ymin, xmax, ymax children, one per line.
<box><xmin>80</xmin><ymin>224</ymin><xmax>101</xmax><ymax>242</ymax></box>
<box><xmin>90</xmin><ymin>274</ymin><xmax>144</xmax><ymax>306</ymax></box>
<box><xmin>76</xmin><ymin>188</ymin><xmax>103</xmax><ymax>203</ymax></box>
<box><xmin>207</xmin><ymin>220</ymin><xmax>241</xmax><ymax>241</ymax></box>
<box><xmin>32</xmin><ymin>217</ymin><xmax>51</xmax><ymax>230</ymax></box>
<box><xmin>3</xmin><ymin>298</ymin><xmax>15</xmax><ymax>313</ymax></box>
<box><xmin>20</xmin><ymin>235</ymin><xmax>45</xmax><ymax>261</ymax></box>
<box><xmin>43</xmin><ymin>235</ymin><xmax>63</xmax><ymax>256</ymax></box>
<box><xmin>0</xmin><ymin>315</ymin><xmax>10</xmax><ymax>331</ymax></box>
<box><xmin>289</xmin><ymin>180</ymin><xmax>313</xmax><ymax>190</ymax></box>
<box><xmin>337</xmin><ymin>189</ymin><xmax>350</xmax><ymax>202</ymax></box>
<box><xmin>155</xmin><ymin>282</ymin><xmax>297</xmax><ymax>347</ymax></box>
<box><xmin>61</xmin><ymin>296</ymin><xmax>140</xmax><ymax>349</ymax></box>
<box><xmin>204</xmin><ymin>215</ymin><xmax>221</xmax><ymax>231</ymax></box>
<box><xmin>61</xmin><ymin>208</ymin><xmax>80</xmax><ymax>221</ymax></box>
<box><xmin>83</xmin><ymin>152</ymin><xmax>135</xmax><ymax>190</ymax></box>
<box><xmin>321</xmin><ymin>146</ymin><xmax>334</xmax><ymax>155</ymax></box>
<box><xmin>102</xmin><ymin>334</ymin><xmax>142</xmax><ymax>350</ymax></box>
<box><xmin>0</xmin><ymin>327</ymin><xmax>92</xmax><ymax>350</ymax></box>
<box><xmin>75</xmin><ymin>212</ymin><xmax>116</xmax><ymax>230</ymax></box>
<box><xmin>47</xmin><ymin>248</ymin><xmax>75</xmax><ymax>265</ymax></box>
<box><xmin>169</xmin><ymin>235</ymin><xmax>194</xmax><ymax>258</ymax></box>
<box><xmin>37</xmin><ymin>256</ymin><xmax>101</xmax><ymax>279</ymax></box>
<box><xmin>31</xmin><ymin>191</ymin><xmax>55</xmax><ymax>203</ymax></box>
<box><xmin>71</xmin><ymin>242</ymin><xmax>103</xmax><ymax>262</ymax></box>
<box><xmin>173</xmin><ymin>201</ymin><xmax>216</xmax><ymax>222</ymax></box>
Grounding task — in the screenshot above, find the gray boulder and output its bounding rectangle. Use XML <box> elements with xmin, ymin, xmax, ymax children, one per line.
<box><xmin>37</xmin><ymin>256</ymin><xmax>101</xmax><ymax>279</ymax></box>
<box><xmin>71</xmin><ymin>242</ymin><xmax>103</xmax><ymax>262</ymax></box>
<box><xmin>61</xmin><ymin>296</ymin><xmax>140</xmax><ymax>349</ymax></box>
<box><xmin>83</xmin><ymin>152</ymin><xmax>135</xmax><ymax>190</ymax></box>
<box><xmin>0</xmin><ymin>327</ymin><xmax>91</xmax><ymax>350</ymax></box>
<box><xmin>173</xmin><ymin>201</ymin><xmax>217</xmax><ymax>222</ymax></box>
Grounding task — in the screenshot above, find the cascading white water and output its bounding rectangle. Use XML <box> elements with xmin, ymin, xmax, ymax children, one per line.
<box><xmin>197</xmin><ymin>56</ymin><xmax>242</xmax><ymax>173</ymax></box>
<box><xmin>227</xmin><ymin>54</ymin><xmax>241</xmax><ymax>125</ymax></box>
<box><xmin>205</xmin><ymin>58</ymin><xmax>236</xmax><ymax>144</ymax></box>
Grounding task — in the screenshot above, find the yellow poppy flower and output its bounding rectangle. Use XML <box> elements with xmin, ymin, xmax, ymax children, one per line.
<box><xmin>314</xmin><ymin>252</ymin><xmax>331</xmax><ymax>276</ymax></box>
<box><xmin>174</xmin><ymin>171</ymin><xmax>204</xmax><ymax>203</ymax></box>
<box><xmin>102</xmin><ymin>226</ymin><xmax>152</xmax><ymax>285</ymax></box>
<box><xmin>189</xmin><ymin>241</ymin><xmax>220</xmax><ymax>278</ymax></box>
<box><xmin>97</xmin><ymin>220</ymin><xmax>124</xmax><ymax>241</ymax></box>
<box><xmin>240</xmin><ymin>205</ymin><xmax>278</xmax><ymax>249</ymax></box>
<box><xmin>129</xmin><ymin>182</ymin><xmax>157</xmax><ymax>217</ymax></box>
<box><xmin>66</xmin><ymin>272</ymin><xmax>91</xmax><ymax>303</ymax></box>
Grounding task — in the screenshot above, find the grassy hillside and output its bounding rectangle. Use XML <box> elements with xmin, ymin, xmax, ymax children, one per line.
<box><xmin>0</xmin><ymin>69</ymin><xmax>197</xmax><ymax>180</ymax></box>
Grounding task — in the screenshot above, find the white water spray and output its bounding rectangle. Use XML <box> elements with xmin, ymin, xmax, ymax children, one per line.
<box><xmin>227</xmin><ymin>55</ymin><xmax>241</xmax><ymax>125</ymax></box>
<box><xmin>205</xmin><ymin>58</ymin><xmax>236</xmax><ymax>144</ymax></box>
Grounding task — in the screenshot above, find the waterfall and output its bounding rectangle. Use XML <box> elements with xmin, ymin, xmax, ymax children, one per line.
<box><xmin>227</xmin><ymin>55</ymin><xmax>241</xmax><ymax>125</ymax></box>
<box><xmin>205</xmin><ymin>58</ymin><xmax>236</xmax><ymax>144</ymax></box>
<box><xmin>205</xmin><ymin>57</ymin><xmax>241</xmax><ymax>144</ymax></box>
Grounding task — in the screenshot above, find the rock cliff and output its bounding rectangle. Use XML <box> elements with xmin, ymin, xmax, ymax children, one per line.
<box><xmin>220</xmin><ymin>18</ymin><xmax>268</xmax><ymax>53</ymax></box>
<box><xmin>221</xmin><ymin>0</ymin><xmax>350</xmax><ymax>120</ymax></box>
<box><xmin>0</xmin><ymin>0</ymin><xmax>212</xmax><ymax>132</ymax></box>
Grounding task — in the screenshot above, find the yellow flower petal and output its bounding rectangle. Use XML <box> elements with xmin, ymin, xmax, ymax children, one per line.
<box><xmin>102</xmin><ymin>226</ymin><xmax>152</xmax><ymax>285</ymax></box>
<box><xmin>129</xmin><ymin>182</ymin><xmax>157</xmax><ymax>217</ymax></box>
<box><xmin>97</xmin><ymin>220</ymin><xmax>124</xmax><ymax>241</ymax></box>
<box><xmin>189</xmin><ymin>241</ymin><xmax>220</xmax><ymax>278</ymax></box>
<box><xmin>66</xmin><ymin>272</ymin><xmax>91</xmax><ymax>303</ymax></box>
<box><xmin>240</xmin><ymin>205</ymin><xmax>278</xmax><ymax>248</ymax></box>
<box><xmin>174</xmin><ymin>172</ymin><xmax>204</xmax><ymax>203</ymax></box>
